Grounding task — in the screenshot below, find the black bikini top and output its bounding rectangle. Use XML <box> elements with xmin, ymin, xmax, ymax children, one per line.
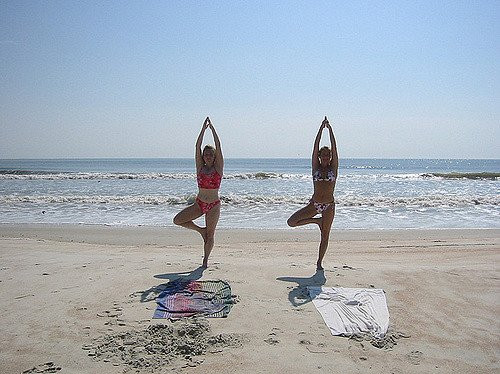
<box><xmin>313</xmin><ymin>169</ymin><xmax>336</xmax><ymax>182</ymax></box>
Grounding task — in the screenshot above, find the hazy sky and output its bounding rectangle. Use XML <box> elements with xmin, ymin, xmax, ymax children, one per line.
<box><xmin>1</xmin><ymin>1</ymin><xmax>499</xmax><ymax>159</ymax></box>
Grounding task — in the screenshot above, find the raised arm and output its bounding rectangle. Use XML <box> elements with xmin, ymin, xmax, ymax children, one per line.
<box><xmin>195</xmin><ymin>118</ymin><xmax>209</xmax><ymax>173</ymax></box>
<box><xmin>312</xmin><ymin>117</ymin><xmax>327</xmax><ymax>171</ymax></box>
<box><xmin>325</xmin><ymin>118</ymin><xmax>339</xmax><ymax>175</ymax></box>
<box><xmin>206</xmin><ymin>117</ymin><xmax>224</xmax><ymax>175</ymax></box>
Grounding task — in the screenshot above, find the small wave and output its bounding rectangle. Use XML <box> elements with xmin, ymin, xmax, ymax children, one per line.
<box><xmin>225</xmin><ymin>173</ymin><xmax>308</xmax><ymax>180</ymax></box>
<box><xmin>422</xmin><ymin>172</ymin><xmax>499</xmax><ymax>180</ymax></box>
<box><xmin>0</xmin><ymin>169</ymin><xmax>60</xmax><ymax>176</ymax></box>
<box><xmin>0</xmin><ymin>170</ymin><xmax>426</xmax><ymax>181</ymax></box>
<box><xmin>1</xmin><ymin>194</ymin><xmax>498</xmax><ymax>207</ymax></box>
<box><xmin>339</xmin><ymin>195</ymin><xmax>500</xmax><ymax>207</ymax></box>
<box><xmin>0</xmin><ymin>172</ymin><xmax>197</xmax><ymax>180</ymax></box>
<box><xmin>0</xmin><ymin>194</ymin><xmax>197</xmax><ymax>205</ymax></box>
<box><xmin>0</xmin><ymin>194</ymin><xmax>308</xmax><ymax>206</ymax></box>
<box><xmin>220</xmin><ymin>194</ymin><xmax>307</xmax><ymax>205</ymax></box>
<box><xmin>224</xmin><ymin>172</ymin><xmax>280</xmax><ymax>180</ymax></box>
<box><xmin>349</xmin><ymin>165</ymin><xmax>378</xmax><ymax>169</ymax></box>
<box><xmin>340</xmin><ymin>173</ymin><xmax>423</xmax><ymax>181</ymax></box>
<box><xmin>0</xmin><ymin>171</ymin><xmax>312</xmax><ymax>181</ymax></box>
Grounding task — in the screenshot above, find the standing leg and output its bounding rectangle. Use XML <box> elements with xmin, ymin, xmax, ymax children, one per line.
<box><xmin>202</xmin><ymin>202</ymin><xmax>221</xmax><ymax>268</ymax></box>
<box><xmin>173</xmin><ymin>203</ymin><xmax>205</xmax><ymax>238</ymax></box>
<box><xmin>317</xmin><ymin>203</ymin><xmax>335</xmax><ymax>270</ymax></box>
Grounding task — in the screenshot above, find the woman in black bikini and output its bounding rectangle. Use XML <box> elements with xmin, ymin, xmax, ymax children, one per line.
<box><xmin>287</xmin><ymin>116</ymin><xmax>338</xmax><ymax>270</ymax></box>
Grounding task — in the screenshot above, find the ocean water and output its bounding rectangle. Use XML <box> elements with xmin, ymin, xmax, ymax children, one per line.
<box><xmin>0</xmin><ymin>158</ymin><xmax>498</xmax><ymax>229</ymax></box>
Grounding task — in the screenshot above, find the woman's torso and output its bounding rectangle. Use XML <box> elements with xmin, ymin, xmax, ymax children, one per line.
<box><xmin>197</xmin><ymin>167</ymin><xmax>222</xmax><ymax>203</ymax></box>
<box><xmin>312</xmin><ymin>167</ymin><xmax>336</xmax><ymax>203</ymax></box>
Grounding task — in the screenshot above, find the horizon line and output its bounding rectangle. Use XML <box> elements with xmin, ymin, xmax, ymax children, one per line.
<box><xmin>1</xmin><ymin>157</ymin><xmax>499</xmax><ymax>161</ymax></box>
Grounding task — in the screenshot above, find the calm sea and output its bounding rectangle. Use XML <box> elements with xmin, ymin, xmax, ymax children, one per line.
<box><xmin>0</xmin><ymin>158</ymin><xmax>498</xmax><ymax>229</ymax></box>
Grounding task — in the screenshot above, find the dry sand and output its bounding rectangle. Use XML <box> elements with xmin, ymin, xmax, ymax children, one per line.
<box><xmin>0</xmin><ymin>224</ymin><xmax>499</xmax><ymax>373</ymax></box>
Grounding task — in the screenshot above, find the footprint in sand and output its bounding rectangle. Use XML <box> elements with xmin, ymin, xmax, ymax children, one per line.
<box><xmin>300</xmin><ymin>340</ymin><xmax>330</xmax><ymax>354</ymax></box>
<box><xmin>342</xmin><ymin>265</ymin><xmax>356</xmax><ymax>270</ymax></box>
<box><xmin>97</xmin><ymin>304</ymin><xmax>127</xmax><ymax>327</ymax></box>
<box><xmin>96</xmin><ymin>309</ymin><xmax>122</xmax><ymax>318</ymax></box>
<box><xmin>22</xmin><ymin>362</ymin><xmax>61</xmax><ymax>373</ymax></box>
<box><xmin>264</xmin><ymin>328</ymin><xmax>282</xmax><ymax>345</ymax></box>
<box><xmin>264</xmin><ymin>336</ymin><xmax>279</xmax><ymax>345</ymax></box>
<box><xmin>406</xmin><ymin>350</ymin><xmax>423</xmax><ymax>365</ymax></box>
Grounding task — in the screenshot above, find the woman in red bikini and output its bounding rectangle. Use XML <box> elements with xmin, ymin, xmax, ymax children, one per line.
<box><xmin>173</xmin><ymin>117</ymin><xmax>223</xmax><ymax>268</ymax></box>
<box><xmin>287</xmin><ymin>116</ymin><xmax>338</xmax><ymax>270</ymax></box>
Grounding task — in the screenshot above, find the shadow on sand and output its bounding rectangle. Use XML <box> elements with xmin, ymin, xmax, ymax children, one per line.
<box><xmin>136</xmin><ymin>266</ymin><xmax>206</xmax><ymax>303</ymax></box>
<box><xmin>276</xmin><ymin>269</ymin><xmax>326</xmax><ymax>307</ymax></box>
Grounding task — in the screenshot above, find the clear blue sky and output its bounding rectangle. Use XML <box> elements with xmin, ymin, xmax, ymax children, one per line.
<box><xmin>1</xmin><ymin>1</ymin><xmax>499</xmax><ymax>159</ymax></box>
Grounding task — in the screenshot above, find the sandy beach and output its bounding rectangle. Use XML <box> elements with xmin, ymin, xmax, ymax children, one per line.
<box><xmin>0</xmin><ymin>224</ymin><xmax>498</xmax><ymax>373</ymax></box>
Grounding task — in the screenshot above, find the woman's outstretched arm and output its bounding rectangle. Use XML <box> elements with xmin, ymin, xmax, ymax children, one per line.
<box><xmin>207</xmin><ymin>117</ymin><xmax>224</xmax><ymax>175</ymax></box>
<box><xmin>312</xmin><ymin>117</ymin><xmax>327</xmax><ymax>171</ymax></box>
<box><xmin>195</xmin><ymin>118</ymin><xmax>209</xmax><ymax>173</ymax></box>
<box><xmin>325</xmin><ymin>118</ymin><xmax>339</xmax><ymax>174</ymax></box>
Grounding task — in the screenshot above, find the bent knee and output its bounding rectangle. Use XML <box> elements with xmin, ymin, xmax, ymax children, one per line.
<box><xmin>173</xmin><ymin>215</ymin><xmax>183</xmax><ymax>226</ymax></box>
<box><xmin>287</xmin><ymin>218</ymin><xmax>296</xmax><ymax>227</ymax></box>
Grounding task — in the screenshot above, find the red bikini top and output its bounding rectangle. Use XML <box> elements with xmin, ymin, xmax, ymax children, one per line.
<box><xmin>197</xmin><ymin>170</ymin><xmax>222</xmax><ymax>189</ymax></box>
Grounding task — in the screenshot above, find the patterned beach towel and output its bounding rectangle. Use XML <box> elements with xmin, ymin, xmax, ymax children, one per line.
<box><xmin>153</xmin><ymin>279</ymin><xmax>234</xmax><ymax>319</ymax></box>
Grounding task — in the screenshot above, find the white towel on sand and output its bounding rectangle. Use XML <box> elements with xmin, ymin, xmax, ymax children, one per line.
<box><xmin>307</xmin><ymin>286</ymin><xmax>389</xmax><ymax>338</ymax></box>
